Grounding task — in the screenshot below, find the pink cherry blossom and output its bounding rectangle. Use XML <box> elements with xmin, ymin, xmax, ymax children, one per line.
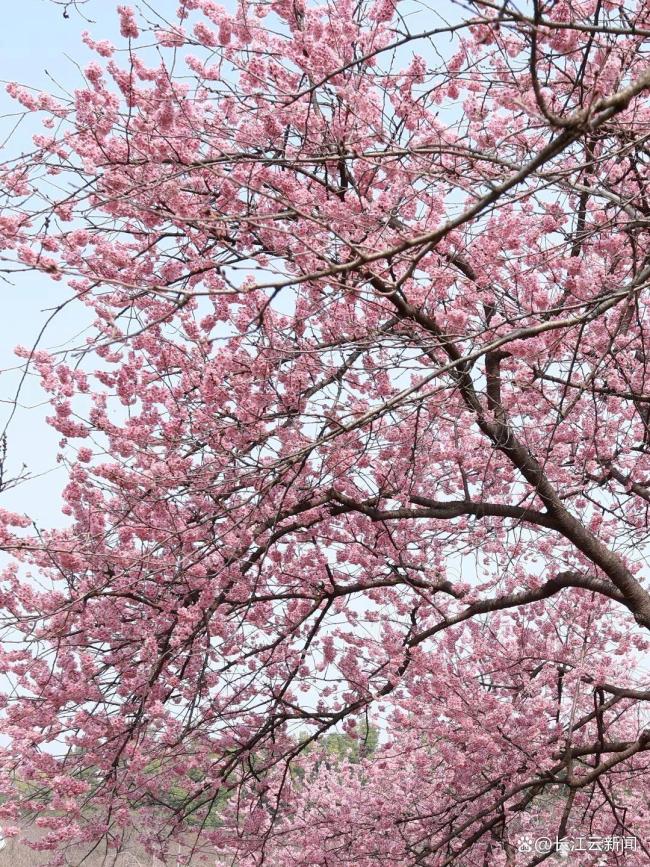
<box><xmin>1</xmin><ymin>0</ymin><xmax>650</xmax><ymax>864</ymax></box>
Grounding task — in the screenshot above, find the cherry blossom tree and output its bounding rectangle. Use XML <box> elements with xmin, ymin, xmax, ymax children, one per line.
<box><xmin>2</xmin><ymin>0</ymin><xmax>650</xmax><ymax>863</ymax></box>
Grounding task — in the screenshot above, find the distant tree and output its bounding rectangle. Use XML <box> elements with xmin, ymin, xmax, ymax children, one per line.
<box><xmin>2</xmin><ymin>0</ymin><xmax>650</xmax><ymax>864</ymax></box>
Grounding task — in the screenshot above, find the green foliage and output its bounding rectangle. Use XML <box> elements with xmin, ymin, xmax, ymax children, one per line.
<box><xmin>322</xmin><ymin>723</ymin><xmax>379</xmax><ymax>764</ymax></box>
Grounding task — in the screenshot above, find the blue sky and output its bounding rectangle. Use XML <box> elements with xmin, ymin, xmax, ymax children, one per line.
<box><xmin>0</xmin><ymin>1</ymin><xmax>184</xmax><ymax>526</ymax></box>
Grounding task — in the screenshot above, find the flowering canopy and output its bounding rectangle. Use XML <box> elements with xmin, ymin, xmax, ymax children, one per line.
<box><xmin>2</xmin><ymin>0</ymin><xmax>650</xmax><ymax>863</ymax></box>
